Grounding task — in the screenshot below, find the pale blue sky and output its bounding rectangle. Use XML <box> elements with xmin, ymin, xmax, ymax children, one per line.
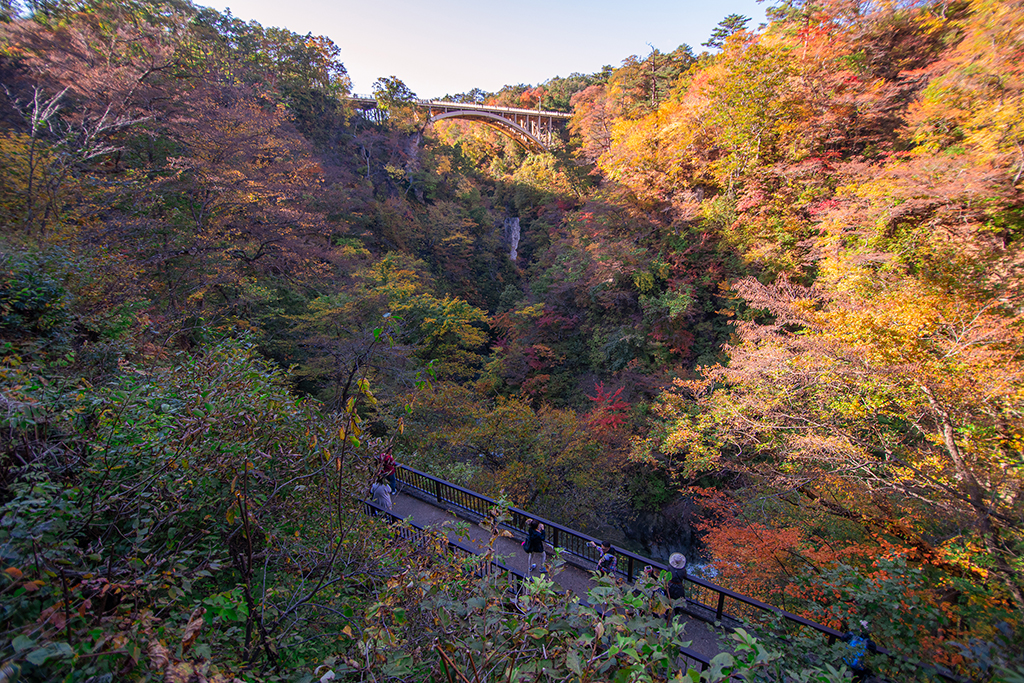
<box><xmin>208</xmin><ymin>0</ymin><xmax>769</xmax><ymax>98</ymax></box>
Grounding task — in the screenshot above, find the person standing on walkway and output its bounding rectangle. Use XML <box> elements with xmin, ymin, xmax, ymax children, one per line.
<box><xmin>589</xmin><ymin>540</ymin><xmax>617</xmax><ymax>575</ymax></box>
<box><xmin>370</xmin><ymin>477</ymin><xmax>393</xmax><ymax>512</ymax></box>
<box><xmin>668</xmin><ymin>553</ymin><xmax>687</xmax><ymax>600</ymax></box>
<box><xmin>377</xmin><ymin>444</ymin><xmax>398</xmax><ymax>493</ymax></box>
<box><xmin>667</xmin><ymin>553</ymin><xmax>688</xmax><ymax>616</ymax></box>
<box><xmin>524</xmin><ymin>518</ymin><xmax>547</xmax><ymax>575</ymax></box>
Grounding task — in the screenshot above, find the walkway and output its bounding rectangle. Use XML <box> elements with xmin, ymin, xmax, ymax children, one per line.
<box><xmin>387</xmin><ymin>490</ymin><xmax>729</xmax><ymax>661</ymax></box>
<box><xmin>375</xmin><ymin>465</ymin><xmax>960</xmax><ymax>683</ymax></box>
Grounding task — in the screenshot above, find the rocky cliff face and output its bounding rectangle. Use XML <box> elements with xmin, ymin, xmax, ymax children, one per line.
<box><xmin>621</xmin><ymin>496</ymin><xmax>699</xmax><ymax>565</ymax></box>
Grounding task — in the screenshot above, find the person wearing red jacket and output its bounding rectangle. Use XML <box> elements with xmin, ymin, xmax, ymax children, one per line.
<box><xmin>377</xmin><ymin>446</ymin><xmax>397</xmax><ymax>493</ymax></box>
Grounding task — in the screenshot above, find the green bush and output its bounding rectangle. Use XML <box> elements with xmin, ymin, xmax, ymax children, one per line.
<box><xmin>0</xmin><ymin>251</ymin><xmax>69</xmax><ymax>336</ymax></box>
<box><xmin>0</xmin><ymin>338</ymin><xmax>385</xmax><ymax>681</ymax></box>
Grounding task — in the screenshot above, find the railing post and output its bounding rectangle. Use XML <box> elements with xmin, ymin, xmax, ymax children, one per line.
<box><xmin>434</xmin><ymin>478</ymin><xmax>443</xmax><ymax>504</ymax></box>
<box><xmin>552</xmin><ymin>528</ymin><xmax>559</xmax><ymax>548</ymax></box>
<box><xmin>627</xmin><ymin>556</ymin><xmax>635</xmax><ymax>582</ymax></box>
<box><xmin>716</xmin><ymin>592</ymin><xmax>726</xmax><ymax>621</ymax></box>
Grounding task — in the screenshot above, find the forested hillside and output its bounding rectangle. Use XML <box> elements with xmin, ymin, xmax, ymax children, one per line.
<box><xmin>1</xmin><ymin>0</ymin><xmax>1022</xmax><ymax>680</ymax></box>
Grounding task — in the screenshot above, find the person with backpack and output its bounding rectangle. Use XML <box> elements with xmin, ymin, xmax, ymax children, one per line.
<box><xmin>523</xmin><ymin>518</ymin><xmax>547</xmax><ymax>575</ymax></box>
<box><xmin>841</xmin><ymin>620</ymin><xmax>874</xmax><ymax>682</ymax></box>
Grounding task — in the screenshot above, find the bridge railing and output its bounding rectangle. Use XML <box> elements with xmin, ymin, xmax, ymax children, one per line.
<box><xmin>416</xmin><ymin>99</ymin><xmax>574</xmax><ymax>118</ymax></box>
<box><xmin>346</xmin><ymin>94</ymin><xmax>573</xmax><ymax>118</ymax></box>
<box><xmin>361</xmin><ymin>498</ymin><xmax>712</xmax><ymax>672</ymax></box>
<box><xmin>394</xmin><ymin>465</ymin><xmax>965</xmax><ymax>681</ymax></box>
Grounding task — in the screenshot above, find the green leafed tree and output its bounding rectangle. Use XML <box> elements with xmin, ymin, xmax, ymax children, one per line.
<box><xmin>703</xmin><ymin>13</ymin><xmax>752</xmax><ymax>49</ymax></box>
<box><xmin>373</xmin><ymin>75</ymin><xmax>417</xmax><ymax>110</ymax></box>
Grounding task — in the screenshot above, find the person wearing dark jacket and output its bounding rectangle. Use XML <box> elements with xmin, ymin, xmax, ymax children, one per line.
<box><xmin>524</xmin><ymin>518</ymin><xmax>547</xmax><ymax>575</ymax></box>
<box><xmin>667</xmin><ymin>553</ymin><xmax>687</xmax><ymax>600</ymax></box>
<box><xmin>667</xmin><ymin>552</ymin><xmax>688</xmax><ymax>618</ymax></box>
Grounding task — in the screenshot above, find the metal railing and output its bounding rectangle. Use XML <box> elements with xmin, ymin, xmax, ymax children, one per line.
<box><xmin>394</xmin><ymin>465</ymin><xmax>962</xmax><ymax>682</ymax></box>
<box><xmin>360</xmin><ymin>498</ymin><xmax>711</xmax><ymax>672</ymax></box>
<box><xmin>396</xmin><ymin>466</ymin><xmax>751</xmax><ymax>606</ymax></box>
<box><xmin>347</xmin><ymin>94</ymin><xmax>573</xmax><ymax>118</ymax></box>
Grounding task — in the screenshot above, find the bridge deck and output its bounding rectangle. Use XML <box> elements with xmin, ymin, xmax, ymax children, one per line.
<box><xmin>387</xmin><ymin>490</ymin><xmax>729</xmax><ymax>661</ymax></box>
<box><xmin>349</xmin><ymin>95</ymin><xmax>573</xmax><ymax>119</ymax></box>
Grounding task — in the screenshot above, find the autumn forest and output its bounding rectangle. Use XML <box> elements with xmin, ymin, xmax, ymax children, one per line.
<box><xmin>1</xmin><ymin>0</ymin><xmax>1022</xmax><ymax>680</ymax></box>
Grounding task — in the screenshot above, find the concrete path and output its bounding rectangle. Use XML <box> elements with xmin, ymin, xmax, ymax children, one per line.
<box><xmin>387</xmin><ymin>491</ymin><xmax>728</xmax><ymax>661</ymax></box>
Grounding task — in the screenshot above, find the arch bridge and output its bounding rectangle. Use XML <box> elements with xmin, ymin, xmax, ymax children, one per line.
<box><xmin>349</xmin><ymin>95</ymin><xmax>573</xmax><ymax>153</ymax></box>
